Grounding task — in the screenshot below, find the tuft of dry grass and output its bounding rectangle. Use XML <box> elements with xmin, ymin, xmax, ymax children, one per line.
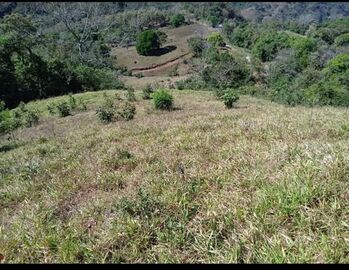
<box><xmin>0</xmin><ymin>90</ymin><xmax>349</xmax><ymax>263</ymax></box>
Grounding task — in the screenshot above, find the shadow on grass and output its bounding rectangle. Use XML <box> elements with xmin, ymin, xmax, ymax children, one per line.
<box><xmin>233</xmin><ymin>105</ymin><xmax>248</xmax><ymax>109</ymax></box>
<box><xmin>171</xmin><ymin>106</ymin><xmax>182</xmax><ymax>111</ymax></box>
<box><xmin>0</xmin><ymin>141</ymin><xmax>25</xmax><ymax>153</ymax></box>
<box><xmin>147</xmin><ymin>45</ymin><xmax>177</xmax><ymax>56</ymax></box>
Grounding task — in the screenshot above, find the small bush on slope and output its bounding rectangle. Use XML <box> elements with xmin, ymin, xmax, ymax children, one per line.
<box><xmin>117</xmin><ymin>101</ymin><xmax>136</xmax><ymax>121</ymax></box>
<box><xmin>126</xmin><ymin>87</ymin><xmax>136</xmax><ymax>102</ymax></box>
<box><xmin>221</xmin><ymin>89</ymin><xmax>240</xmax><ymax>108</ymax></box>
<box><xmin>152</xmin><ymin>89</ymin><xmax>173</xmax><ymax>110</ymax></box>
<box><xmin>142</xmin><ymin>84</ymin><xmax>154</xmax><ymax>100</ymax></box>
<box><xmin>56</xmin><ymin>101</ymin><xmax>71</xmax><ymax>117</ymax></box>
<box><xmin>96</xmin><ymin>94</ymin><xmax>116</xmax><ymax>123</ymax></box>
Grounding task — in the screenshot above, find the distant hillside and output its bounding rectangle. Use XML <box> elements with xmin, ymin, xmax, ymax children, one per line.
<box><xmin>1</xmin><ymin>2</ymin><xmax>349</xmax><ymax>24</ymax></box>
<box><xmin>230</xmin><ymin>2</ymin><xmax>349</xmax><ymax>24</ymax></box>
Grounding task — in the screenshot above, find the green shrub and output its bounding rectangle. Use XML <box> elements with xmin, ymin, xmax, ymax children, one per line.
<box><xmin>47</xmin><ymin>102</ymin><xmax>56</xmax><ymax>115</ymax></box>
<box><xmin>142</xmin><ymin>84</ymin><xmax>154</xmax><ymax>100</ymax></box>
<box><xmin>56</xmin><ymin>101</ymin><xmax>71</xmax><ymax>117</ymax></box>
<box><xmin>221</xmin><ymin>89</ymin><xmax>239</xmax><ymax>108</ymax></box>
<box><xmin>96</xmin><ymin>93</ymin><xmax>116</xmax><ymax>123</ymax></box>
<box><xmin>152</xmin><ymin>89</ymin><xmax>173</xmax><ymax>110</ymax></box>
<box><xmin>289</xmin><ymin>37</ymin><xmax>317</xmax><ymax>68</ymax></box>
<box><xmin>187</xmin><ymin>37</ymin><xmax>206</xmax><ymax>57</ymax></box>
<box><xmin>96</xmin><ymin>107</ymin><xmax>114</xmax><ymax>123</ymax></box>
<box><xmin>23</xmin><ymin>109</ymin><xmax>39</xmax><ymax>127</ymax></box>
<box><xmin>252</xmin><ymin>31</ymin><xmax>290</xmax><ymax>62</ymax></box>
<box><xmin>226</xmin><ymin>24</ymin><xmax>256</xmax><ymax>49</ymax></box>
<box><xmin>334</xmin><ymin>33</ymin><xmax>349</xmax><ymax>47</ymax></box>
<box><xmin>68</xmin><ymin>93</ymin><xmax>77</xmax><ymax>109</ymax></box>
<box><xmin>136</xmin><ymin>30</ymin><xmax>161</xmax><ymax>56</ymax></box>
<box><xmin>97</xmin><ymin>107</ymin><xmax>115</xmax><ymax>123</ymax></box>
<box><xmin>207</xmin><ymin>32</ymin><xmax>225</xmax><ymax>47</ymax></box>
<box><xmin>18</xmin><ymin>102</ymin><xmax>27</xmax><ymax>113</ymax></box>
<box><xmin>201</xmin><ymin>52</ymin><xmax>250</xmax><ymax>89</ymax></box>
<box><xmin>326</xmin><ymin>53</ymin><xmax>349</xmax><ymax>74</ymax></box>
<box><xmin>0</xmin><ymin>100</ymin><xmax>14</xmax><ymax>135</ymax></box>
<box><xmin>175</xmin><ymin>76</ymin><xmax>206</xmax><ymax>90</ymax></box>
<box><xmin>117</xmin><ymin>101</ymin><xmax>136</xmax><ymax>121</ymax></box>
<box><xmin>126</xmin><ymin>87</ymin><xmax>136</xmax><ymax>102</ymax></box>
<box><xmin>76</xmin><ymin>98</ymin><xmax>87</xmax><ymax>111</ymax></box>
<box><xmin>170</xmin><ymin>13</ymin><xmax>185</xmax><ymax>28</ymax></box>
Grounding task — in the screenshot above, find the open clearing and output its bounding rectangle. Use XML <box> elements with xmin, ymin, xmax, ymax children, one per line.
<box><xmin>1</xmin><ymin>90</ymin><xmax>348</xmax><ymax>263</ymax></box>
<box><xmin>112</xmin><ymin>23</ymin><xmax>215</xmax><ymax>75</ymax></box>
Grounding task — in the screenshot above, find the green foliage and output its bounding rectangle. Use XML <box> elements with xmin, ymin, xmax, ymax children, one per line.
<box><xmin>47</xmin><ymin>103</ymin><xmax>57</xmax><ymax>115</ymax></box>
<box><xmin>97</xmin><ymin>93</ymin><xmax>136</xmax><ymax>122</ymax></box>
<box><xmin>225</xmin><ymin>24</ymin><xmax>256</xmax><ymax>49</ymax></box>
<box><xmin>152</xmin><ymin>89</ymin><xmax>173</xmax><ymax>110</ymax></box>
<box><xmin>326</xmin><ymin>54</ymin><xmax>349</xmax><ymax>74</ymax></box>
<box><xmin>311</xmin><ymin>27</ymin><xmax>336</xmax><ymax>44</ymax></box>
<box><xmin>267</xmin><ymin>51</ymin><xmax>349</xmax><ymax>107</ymax></box>
<box><xmin>96</xmin><ymin>95</ymin><xmax>115</xmax><ymax>123</ymax></box>
<box><xmin>77</xmin><ymin>98</ymin><xmax>88</xmax><ymax>111</ymax></box>
<box><xmin>175</xmin><ymin>76</ymin><xmax>206</xmax><ymax>90</ymax></box>
<box><xmin>187</xmin><ymin>37</ymin><xmax>207</xmax><ymax>57</ymax></box>
<box><xmin>0</xmin><ymin>100</ymin><xmax>13</xmax><ymax>135</ymax></box>
<box><xmin>207</xmin><ymin>32</ymin><xmax>225</xmax><ymax>47</ymax></box>
<box><xmin>252</xmin><ymin>31</ymin><xmax>290</xmax><ymax>62</ymax></box>
<box><xmin>68</xmin><ymin>93</ymin><xmax>77</xmax><ymax>110</ymax></box>
<box><xmin>289</xmin><ymin>37</ymin><xmax>317</xmax><ymax>68</ymax></box>
<box><xmin>334</xmin><ymin>33</ymin><xmax>349</xmax><ymax>47</ymax></box>
<box><xmin>203</xmin><ymin>47</ymin><xmax>221</xmax><ymax>64</ymax></box>
<box><xmin>304</xmin><ymin>82</ymin><xmax>349</xmax><ymax>106</ymax></box>
<box><xmin>96</xmin><ymin>106</ymin><xmax>115</xmax><ymax>123</ymax></box>
<box><xmin>126</xmin><ymin>87</ymin><xmax>136</xmax><ymax>102</ymax></box>
<box><xmin>221</xmin><ymin>89</ymin><xmax>240</xmax><ymax>108</ymax></box>
<box><xmin>136</xmin><ymin>29</ymin><xmax>161</xmax><ymax>56</ymax></box>
<box><xmin>56</xmin><ymin>102</ymin><xmax>71</xmax><ymax>117</ymax></box>
<box><xmin>117</xmin><ymin>101</ymin><xmax>136</xmax><ymax>121</ymax></box>
<box><xmin>201</xmin><ymin>52</ymin><xmax>250</xmax><ymax>89</ymax></box>
<box><xmin>0</xmin><ymin>100</ymin><xmax>40</xmax><ymax>135</ymax></box>
<box><xmin>170</xmin><ymin>13</ymin><xmax>185</xmax><ymax>27</ymax></box>
<box><xmin>142</xmin><ymin>84</ymin><xmax>154</xmax><ymax>99</ymax></box>
<box><xmin>23</xmin><ymin>109</ymin><xmax>39</xmax><ymax>128</ymax></box>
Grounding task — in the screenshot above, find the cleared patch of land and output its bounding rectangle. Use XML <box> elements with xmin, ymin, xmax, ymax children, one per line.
<box><xmin>1</xmin><ymin>90</ymin><xmax>349</xmax><ymax>263</ymax></box>
<box><xmin>111</xmin><ymin>23</ymin><xmax>215</xmax><ymax>74</ymax></box>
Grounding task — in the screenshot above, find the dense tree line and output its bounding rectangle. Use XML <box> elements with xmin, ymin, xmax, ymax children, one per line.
<box><xmin>221</xmin><ymin>17</ymin><xmax>349</xmax><ymax>106</ymax></box>
<box><xmin>0</xmin><ymin>12</ymin><xmax>124</xmax><ymax>109</ymax></box>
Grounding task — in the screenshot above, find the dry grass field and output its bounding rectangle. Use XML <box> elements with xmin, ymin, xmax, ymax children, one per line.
<box><xmin>1</xmin><ymin>89</ymin><xmax>349</xmax><ymax>263</ymax></box>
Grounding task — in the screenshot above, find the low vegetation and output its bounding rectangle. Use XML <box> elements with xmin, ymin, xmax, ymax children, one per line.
<box><xmin>1</xmin><ymin>2</ymin><xmax>349</xmax><ymax>264</ymax></box>
<box><xmin>221</xmin><ymin>89</ymin><xmax>240</xmax><ymax>108</ymax></box>
<box><xmin>142</xmin><ymin>84</ymin><xmax>154</xmax><ymax>100</ymax></box>
<box><xmin>152</xmin><ymin>89</ymin><xmax>174</xmax><ymax>110</ymax></box>
<box><xmin>1</xmin><ymin>90</ymin><xmax>348</xmax><ymax>263</ymax></box>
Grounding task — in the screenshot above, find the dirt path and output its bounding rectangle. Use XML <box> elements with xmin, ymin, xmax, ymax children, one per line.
<box><xmin>130</xmin><ymin>52</ymin><xmax>192</xmax><ymax>72</ymax></box>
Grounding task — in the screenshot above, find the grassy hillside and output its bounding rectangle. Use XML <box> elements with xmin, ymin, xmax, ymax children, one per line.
<box><xmin>1</xmin><ymin>90</ymin><xmax>348</xmax><ymax>263</ymax></box>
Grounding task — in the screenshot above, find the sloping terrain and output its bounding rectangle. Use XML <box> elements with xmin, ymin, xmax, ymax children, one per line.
<box><xmin>1</xmin><ymin>90</ymin><xmax>348</xmax><ymax>263</ymax></box>
<box><xmin>112</xmin><ymin>23</ymin><xmax>215</xmax><ymax>76</ymax></box>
